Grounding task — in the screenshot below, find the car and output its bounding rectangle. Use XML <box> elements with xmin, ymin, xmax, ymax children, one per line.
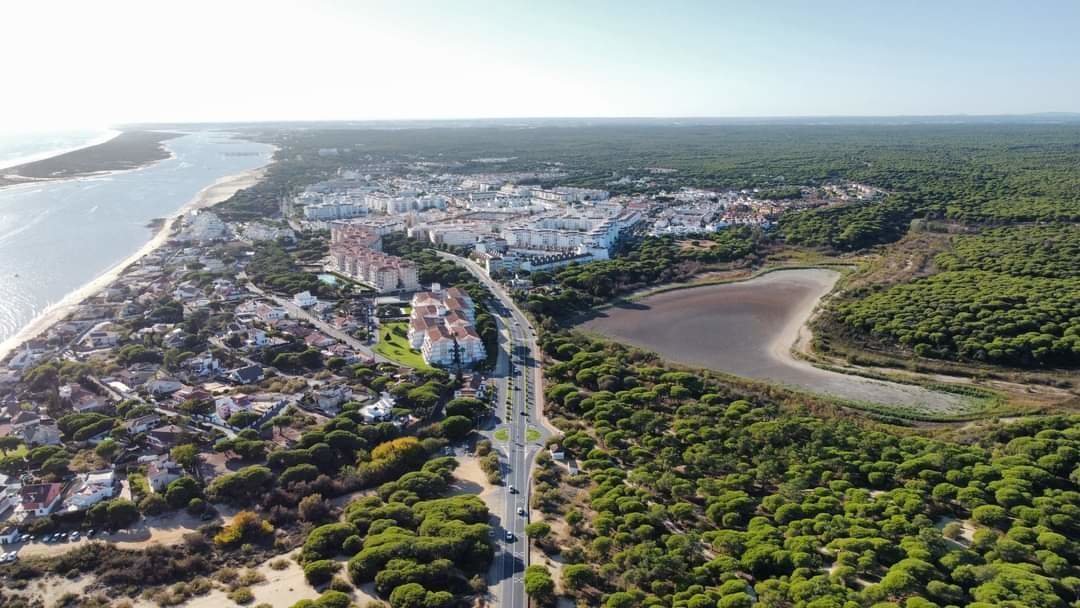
<box><xmin>517</xmin><ymin>507</ymin><xmax>526</xmax><ymax>516</ymax></box>
<box><xmin>504</xmin><ymin>531</ymin><xmax>514</xmax><ymax>542</ymax></box>
<box><xmin>508</xmin><ymin>485</ymin><xmax>516</xmax><ymax>494</ymax></box>
<box><xmin>70</xmin><ymin>531</ymin><xmax>80</xmax><ymax>540</ymax></box>
<box><xmin>488</xmin><ymin>529</ymin><xmax>495</xmax><ymax>538</ymax></box>
<box><xmin>86</xmin><ymin>529</ymin><xmax>96</xmax><ymax>537</ymax></box>
<box><xmin>19</xmin><ymin>534</ymin><xmax>30</xmax><ymax>543</ymax></box>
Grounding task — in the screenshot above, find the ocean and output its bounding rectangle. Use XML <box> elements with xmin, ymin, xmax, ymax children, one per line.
<box><xmin>0</xmin><ymin>131</ymin><xmax>274</xmax><ymax>352</ymax></box>
<box><xmin>0</xmin><ymin>129</ymin><xmax>119</xmax><ymax>170</ymax></box>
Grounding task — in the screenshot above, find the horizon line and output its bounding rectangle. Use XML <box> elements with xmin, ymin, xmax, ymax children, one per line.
<box><xmin>119</xmin><ymin>111</ymin><xmax>1080</xmax><ymax>128</ymax></box>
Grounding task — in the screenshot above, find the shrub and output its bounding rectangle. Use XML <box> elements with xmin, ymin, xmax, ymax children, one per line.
<box><xmin>304</xmin><ymin>560</ymin><xmax>340</xmax><ymax>585</ymax></box>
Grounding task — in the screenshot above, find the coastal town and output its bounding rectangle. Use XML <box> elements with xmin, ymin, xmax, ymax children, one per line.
<box><xmin>3</xmin><ymin>124</ymin><xmax>1063</xmax><ymax>608</ymax></box>
<box><xmin>0</xmin><ymin>151</ymin><xmax>873</xmax><ymax>574</ymax></box>
<box><xmin>4</xmin><ymin>2</ymin><xmax>1080</xmax><ymax>607</ymax></box>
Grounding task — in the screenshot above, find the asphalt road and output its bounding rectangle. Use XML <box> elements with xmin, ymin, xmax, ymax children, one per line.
<box><xmin>436</xmin><ymin>251</ymin><xmax>551</xmax><ymax>608</ymax></box>
<box><xmin>244</xmin><ymin>279</ymin><xmax>390</xmax><ymax>364</ymax></box>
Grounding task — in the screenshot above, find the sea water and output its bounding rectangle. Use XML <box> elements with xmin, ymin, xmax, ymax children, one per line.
<box><xmin>0</xmin><ymin>129</ymin><xmax>119</xmax><ymax>170</ymax></box>
<box><xmin>0</xmin><ymin>131</ymin><xmax>274</xmax><ymax>349</ymax></box>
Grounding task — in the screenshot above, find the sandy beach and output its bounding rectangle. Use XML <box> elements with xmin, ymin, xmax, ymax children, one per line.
<box><xmin>0</xmin><ymin>129</ymin><xmax>120</xmax><ymax>172</ymax></box>
<box><xmin>0</xmin><ymin>131</ymin><xmax>180</xmax><ymax>188</ymax></box>
<box><xmin>0</xmin><ymin>164</ymin><xmax>270</xmax><ymax>362</ymax></box>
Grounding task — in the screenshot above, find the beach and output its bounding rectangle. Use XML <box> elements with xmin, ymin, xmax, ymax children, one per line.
<box><xmin>0</xmin><ymin>129</ymin><xmax>120</xmax><ymax>171</ymax></box>
<box><xmin>0</xmin><ymin>163</ymin><xmax>270</xmax><ymax>362</ymax></box>
<box><xmin>0</xmin><ymin>130</ymin><xmax>180</xmax><ymax>188</ymax></box>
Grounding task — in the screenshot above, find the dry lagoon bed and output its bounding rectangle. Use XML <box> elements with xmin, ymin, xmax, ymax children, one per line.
<box><xmin>581</xmin><ymin>269</ymin><xmax>971</xmax><ymax>414</ymax></box>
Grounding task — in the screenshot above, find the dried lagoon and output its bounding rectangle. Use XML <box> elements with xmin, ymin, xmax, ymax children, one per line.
<box><xmin>580</xmin><ymin>268</ymin><xmax>969</xmax><ymax>412</ymax></box>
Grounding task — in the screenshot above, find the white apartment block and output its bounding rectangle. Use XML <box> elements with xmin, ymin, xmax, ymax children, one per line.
<box><xmin>407</xmin><ymin>285</ymin><xmax>485</xmax><ymax>367</ymax></box>
<box><xmin>364</xmin><ymin>193</ymin><xmax>447</xmax><ymax>215</ymax></box>
<box><xmin>531</xmin><ymin>187</ymin><xmax>610</xmax><ymax>204</ymax></box>
<box><xmin>176</xmin><ymin>211</ymin><xmax>228</xmax><ymax>242</ymax></box>
<box><xmin>501</xmin><ymin>209</ymin><xmax>641</xmax><ymax>257</ymax></box>
<box><xmin>303</xmin><ymin>200</ymin><xmax>368</xmax><ymax>220</ymax></box>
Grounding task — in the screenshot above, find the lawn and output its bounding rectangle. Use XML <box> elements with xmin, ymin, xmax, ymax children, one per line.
<box><xmin>373</xmin><ymin>321</ymin><xmax>431</xmax><ymax>369</ymax></box>
<box><xmin>494</xmin><ymin>428</ymin><xmax>510</xmax><ymax>442</ymax></box>
<box><xmin>526</xmin><ymin>428</ymin><xmax>541</xmax><ymax>442</ymax></box>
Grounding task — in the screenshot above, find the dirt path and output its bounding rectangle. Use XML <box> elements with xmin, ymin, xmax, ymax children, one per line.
<box><xmin>16</xmin><ymin>506</ymin><xmax>240</xmax><ymax>559</ymax></box>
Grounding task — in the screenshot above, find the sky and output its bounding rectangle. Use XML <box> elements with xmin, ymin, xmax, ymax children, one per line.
<box><xmin>3</xmin><ymin>0</ymin><xmax>1080</xmax><ymax>131</ymax></box>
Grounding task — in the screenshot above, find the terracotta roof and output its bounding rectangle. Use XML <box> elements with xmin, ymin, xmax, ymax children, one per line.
<box><xmin>20</xmin><ymin>483</ymin><xmax>63</xmax><ymax>510</ymax></box>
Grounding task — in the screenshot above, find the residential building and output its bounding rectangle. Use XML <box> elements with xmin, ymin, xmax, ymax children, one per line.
<box><xmin>176</xmin><ymin>211</ymin><xmax>228</xmax><ymax>242</ymax></box>
<box><xmin>359</xmin><ymin>394</ymin><xmax>395</xmax><ymax>424</ymax></box>
<box><xmin>293</xmin><ymin>291</ymin><xmax>319</xmax><ymax>308</ymax></box>
<box><xmin>144</xmin><ymin>456</ymin><xmax>184</xmax><ymax>492</ymax></box>
<box><xmin>227</xmin><ymin>365</ymin><xmax>263</xmax><ymax>385</ymax></box>
<box><xmin>329</xmin><ymin>223</ymin><xmax>419</xmax><ymax>293</ymax></box>
<box><xmin>123</xmin><ymin>414</ymin><xmax>161</xmax><ymax>435</ymax></box>
<box><xmin>64</xmin><ymin>470</ymin><xmax>117</xmax><ymax>512</ymax></box>
<box><xmin>18</xmin><ymin>483</ymin><xmax>64</xmax><ymax>517</ymax></box>
<box><xmin>315</xmin><ymin>385</ymin><xmax>353</xmax><ymax>414</ymax></box>
<box><xmin>408</xmin><ymin>285</ymin><xmax>486</xmax><ymax>367</ymax></box>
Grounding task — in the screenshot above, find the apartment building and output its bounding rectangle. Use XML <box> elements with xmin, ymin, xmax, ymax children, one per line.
<box><xmin>407</xmin><ymin>285</ymin><xmax>485</xmax><ymax>367</ymax></box>
<box><xmin>329</xmin><ymin>223</ymin><xmax>419</xmax><ymax>293</ymax></box>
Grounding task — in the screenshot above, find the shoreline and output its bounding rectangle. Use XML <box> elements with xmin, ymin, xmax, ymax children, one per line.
<box><xmin>0</xmin><ymin>129</ymin><xmax>121</xmax><ymax>171</ymax></box>
<box><xmin>0</xmin><ymin>162</ymin><xmax>273</xmax><ymax>362</ymax></box>
<box><xmin>0</xmin><ymin>130</ymin><xmax>181</xmax><ymax>189</ymax></box>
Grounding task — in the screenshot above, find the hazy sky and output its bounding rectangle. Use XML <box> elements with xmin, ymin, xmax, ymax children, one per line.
<box><xmin>4</xmin><ymin>0</ymin><xmax>1079</xmax><ymax>130</ymax></box>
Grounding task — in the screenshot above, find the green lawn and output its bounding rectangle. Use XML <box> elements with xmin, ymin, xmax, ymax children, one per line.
<box><xmin>494</xmin><ymin>428</ymin><xmax>510</xmax><ymax>442</ymax></box>
<box><xmin>526</xmin><ymin>428</ymin><xmax>541</xmax><ymax>442</ymax></box>
<box><xmin>373</xmin><ymin>321</ymin><xmax>431</xmax><ymax>369</ymax></box>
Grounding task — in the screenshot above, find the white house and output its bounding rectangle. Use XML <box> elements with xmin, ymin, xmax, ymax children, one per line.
<box><xmin>255</xmin><ymin>303</ymin><xmax>287</xmax><ymax>323</ymax></box>
<box><xmin>144</xmin><ymin>456</ymin><xmax>184</xmax><ymax>492</ymax></box>
<box><xmin>86</xmin><ymin>330</ymin><xmax>121</xmax><ymax>349</ymax></box>
<box><xmin>185</xmin><ymin>352</ymin><xmax>221</xmax><ymax>377</ymax></box>
<box><xmin>123</xmin><ymin>413</ymin><xmax>161</xmax><ymax>435</ymax></box>
<box><xmin>0</xmin><ymin>526</ymin><xmax>19</xmax><ymax>544</ymax></box>
<box><xmin>359</xmin><ymin>394</ymin><xmax>395</xmax><ymax>424</ymax></box>
<box><xmin>315</xmin><ymin>385</ymin><xmax>353</xmax><ymax>413</ymax></box>
<box><xmin>64</xmin><ymin>470</ymin><xmax>116</xmax><ymax>511</ymax></box>
<box><xmin>148</xmin><ymin>378</ymin><xmax>184</xmax><ymax>397</ymax></box>
<box><xmin>293</xmin><ymin>291</ymin><xmax>319</xmax><ymax>308</ymax></box>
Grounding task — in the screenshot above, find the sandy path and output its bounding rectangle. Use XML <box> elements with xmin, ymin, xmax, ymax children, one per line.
<box><xmin>0</xmin><ymin>164</ymin><xmax>269</xmax><ymax>361</ymax></box>
<box><xmin>581</xmin><ymin>268</ymin><xmax>968</xmax><ymax>412</ymax></box>
<box><xmin>15</xmin><ymin>506</ymin><xmax>243</xmax><ymax>559</ymax></box>
<box><xmin>453</xmin><ymin>454</ymin><xmax>501</xmax><ymax>514</ymax></box>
